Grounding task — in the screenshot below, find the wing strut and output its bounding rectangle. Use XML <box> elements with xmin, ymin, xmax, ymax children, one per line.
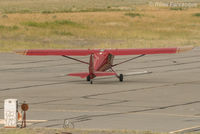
<box><xmin>62</xmin><ymin>55</ymin><xmax>89</xmax><ymax>64</ymax></box>
<box><xmin>112</xmin><ymin>54</ymin><xmax>145</xmax><ymax>67</ymax></box>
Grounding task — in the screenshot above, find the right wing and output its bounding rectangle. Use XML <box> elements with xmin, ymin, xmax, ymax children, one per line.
<box><xmin>106</xmin><ymin>46</ymin><xmax>194</xmax><ymax>56</ymax></box>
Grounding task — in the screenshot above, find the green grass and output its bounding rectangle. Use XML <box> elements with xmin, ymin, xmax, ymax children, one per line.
<box><xmin>40</xmin><ymin>8</ymin><xmax>126</xmax><ymax>14</ymax></box>
<box><xmin>0</xmin><ymin>25</ymin><xmax>19</xmax><ymax>31</ymax></box>
<box><xmin>193</xmin><ymin>13</ymin><xmax>200</xmax><ymax>17</ymax></box>
<box><xmin>53</xmin><ymin>31</ymin><xmax>73</xmax><ymax>36</ymax></box>
<box><xmin>170</xmin><ymin>7</ymin><xmax>186</xmax><ymax>11</ymax></box>
<box><xmin>124</xmin><ymin>12</ymin><xmax>142</xmax><ymax>18</ymax></box>
<box><xmin>1</xmin><ymin>14</ymin><xmax>8</xmax><ymax>18</ymax></box>
<box><xmin>22</xmin><ymin>20</ymin><xmax>83</xmax><ymax>28</ymax></box>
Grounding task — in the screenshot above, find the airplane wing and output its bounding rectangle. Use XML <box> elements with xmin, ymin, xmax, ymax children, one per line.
<box><xmin>15</xmin><ymin>46</ymin><xmax>193</xmax><ymax>56</ymax></box>
<box><xmin>106</xmin><ymin>46</ymin><xmax>194</xmax><ymax>56</ymax></box>
<box><xmin>15</xmin><ymin>49</ymin><xmax>100</xmax><ymax>56</ymax></box>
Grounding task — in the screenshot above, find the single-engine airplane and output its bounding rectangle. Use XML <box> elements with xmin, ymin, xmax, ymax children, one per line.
<box><xmin>16</xmin><ymin>46</ymin><xmax>193</xmax><ymax>84</ymax></box>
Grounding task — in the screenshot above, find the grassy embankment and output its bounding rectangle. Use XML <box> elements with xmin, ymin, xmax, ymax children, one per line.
<box><xmin>0</xmin><ymin>1</ymin><xmax>200</xmax><ymax>52</ymax></box>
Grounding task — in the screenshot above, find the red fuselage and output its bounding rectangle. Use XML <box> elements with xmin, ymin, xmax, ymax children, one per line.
<box><xmin>92</xmin><ymin>51</ymin><xmax>114</xmax><ymax>72</ymax></box>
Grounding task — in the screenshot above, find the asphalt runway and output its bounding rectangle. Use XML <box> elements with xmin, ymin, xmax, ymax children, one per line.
<box><xmin>0</xmin><ymin>47</ymin><xmax>200</xmax><ymax>133</ymax></box>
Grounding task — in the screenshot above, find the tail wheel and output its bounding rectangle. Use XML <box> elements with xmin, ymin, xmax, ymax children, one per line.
<box><xmin>87</xmin><ymin>75</ymin><xmax>90</xmax><ymax>81</ymax></box>
<box><xmin>119</xmin><ymin>74</ymin><xmax>123</xmax><ymax>82</ymax></box>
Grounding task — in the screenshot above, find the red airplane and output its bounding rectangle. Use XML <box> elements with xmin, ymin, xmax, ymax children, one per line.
<box><xmin>16</xmin><ymin>46</ymin><xmax>193</xmax><ymax>84</ymax></box>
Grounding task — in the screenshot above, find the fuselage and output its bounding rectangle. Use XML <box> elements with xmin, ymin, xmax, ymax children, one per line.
<box><xmin>93</xmin><ymin>51</ymin><xmax>114</xmax><ymax>72</ymax></box>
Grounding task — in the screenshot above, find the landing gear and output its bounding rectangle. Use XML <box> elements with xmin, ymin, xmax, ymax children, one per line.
<box><xmin>87</xmin><ymin>75</ymin><xmax>90</xmax><ymax>81</ymax></box>
<box><xmin>90</xmin><ymin>80</ymin><xmax>93</xmax><ymax>84</ymax></box>
<box><xmin>110</xmin><ymin>67</ymin><xmax>123</xmax><ymax>82</ymax></box>
<box><xmin>87</xmin><ymin>75</ymin><xmax>93</xmax><ymax>84</ymax></box>
<box><xmin>119</xmin><ymin>74</ymin><xmax>123</xmax><ymax>82</ymax></box>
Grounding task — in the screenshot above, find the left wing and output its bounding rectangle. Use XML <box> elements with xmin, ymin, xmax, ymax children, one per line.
<box><xmin>15</xmin><ymin>49</ymin><xmax>100</xmax><ymax>56</ymax></box>
<box><xmin>105</xmin><ymin>46</ymin><xmax>194</xmax><ymax>56</ymax></box>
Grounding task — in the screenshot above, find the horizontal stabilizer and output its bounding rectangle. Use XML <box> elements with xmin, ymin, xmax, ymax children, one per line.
<box><xmin>68</xmin><ymin>72</ymin><xmax>89</xmax><ymax>78</ymax></box>
<box><xmin>68</xmin><ymin>72</ymin><xmax>116</xmax><ymax>78</ymax></box>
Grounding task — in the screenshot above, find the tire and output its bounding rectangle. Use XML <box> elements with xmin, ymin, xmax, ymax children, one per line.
<box><xmin>90</xmin><ymin>80</ymin><xmax>93</xmax><ymax>84</ymax></box>
<box><xmin>87</xmin><ymin>75</ymin><xmax>90</xmax><ymax>81</ymax></box>
<box><xmin>119</xmin><ymin>74</ymin><xmax>123</xmax><ymax>82</ymax></box>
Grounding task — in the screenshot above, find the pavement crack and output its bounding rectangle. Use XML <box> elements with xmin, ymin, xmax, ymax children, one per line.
<box><xmin>29</xmin><ymin>98</ymin><xmax>72</xmax><ymax>105</ymax></box>
<box><xmin>82</xmin><ymin>81</ymin><xmax>200</xmax><ymax>99</ymax></box>
<box><xmin>130</xmin><ymin>60</ymin><xmax>200</xmax><ymax>70</ymax></box>
<box><xmin>63</xmin><ymin>100</ymin><xmax>200</xmax><ymax>122</ymax></box>
<box><xmin>97</xmin><ymin>100</ymin><xmax>129</xmax><ymax>106</ymax></box>
<box><xmin>0</xmin><ymin>81</ymin><xmax>68</xmax><ymax>92</ymax></box>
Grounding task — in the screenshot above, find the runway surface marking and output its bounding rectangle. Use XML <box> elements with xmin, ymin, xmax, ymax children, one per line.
<box><xmin>0</xmin><ymin>119</ymin><xmax>47</xmax><ymax>125</ymax></box>
<box><xmin>170</xmin><ymin>125</ymin><xmax>200</xmax><ymax>133</ymax></box>
<box><xmin>31</xmin><ymin>109</ymin><xmax>115</xmax><ymax>113</ymax></box>
<box><xmin>129</xmin><ymin>112</ymin><xmax>200</xmax><ymax>118</ymax></box>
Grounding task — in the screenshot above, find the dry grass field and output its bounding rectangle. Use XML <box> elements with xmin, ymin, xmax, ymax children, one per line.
<box><xmin>0</xmin><ymin>0</ymin><xmax>141</xmax><ymax>14</ymax></box>
<box><xmin>0</xmin><ymin>0</ymin><xmax>199</xmax><ymax>13</ymax></box>
<box><xmin>0</xmin><ymin>128</ymin><xmax>166</xmax><ymax>134</ymax></box>
<box><xmin>0</xmin><ymin>1</ymin><xmax>200</xmax><ymax>51</ymax></box>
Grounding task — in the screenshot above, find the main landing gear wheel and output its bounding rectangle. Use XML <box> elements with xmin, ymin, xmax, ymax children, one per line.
<box><xmin>87</xmin><ymin>75</ymin><xmax>93</xmax><ymax>84</ymax></box>
<box><xmin>119</xmin><ymin>74</ymin><xmax>123</xmax><ymax>82</ymax></box>
<box><xmin>87</xmin><ymin>75</ymin><xmax>90</xmax><ymax>81</ymax></box>
<box><xmin>90</xmin><ymin>80</ymin><xmax>93</xmax><ymax>84</ymax></box>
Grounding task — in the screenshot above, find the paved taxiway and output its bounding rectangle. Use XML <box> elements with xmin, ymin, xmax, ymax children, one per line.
<box><xmin>0</xmin><ymin>47</ymin><xmax>200</xmax><ymax>132</ymax></box>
